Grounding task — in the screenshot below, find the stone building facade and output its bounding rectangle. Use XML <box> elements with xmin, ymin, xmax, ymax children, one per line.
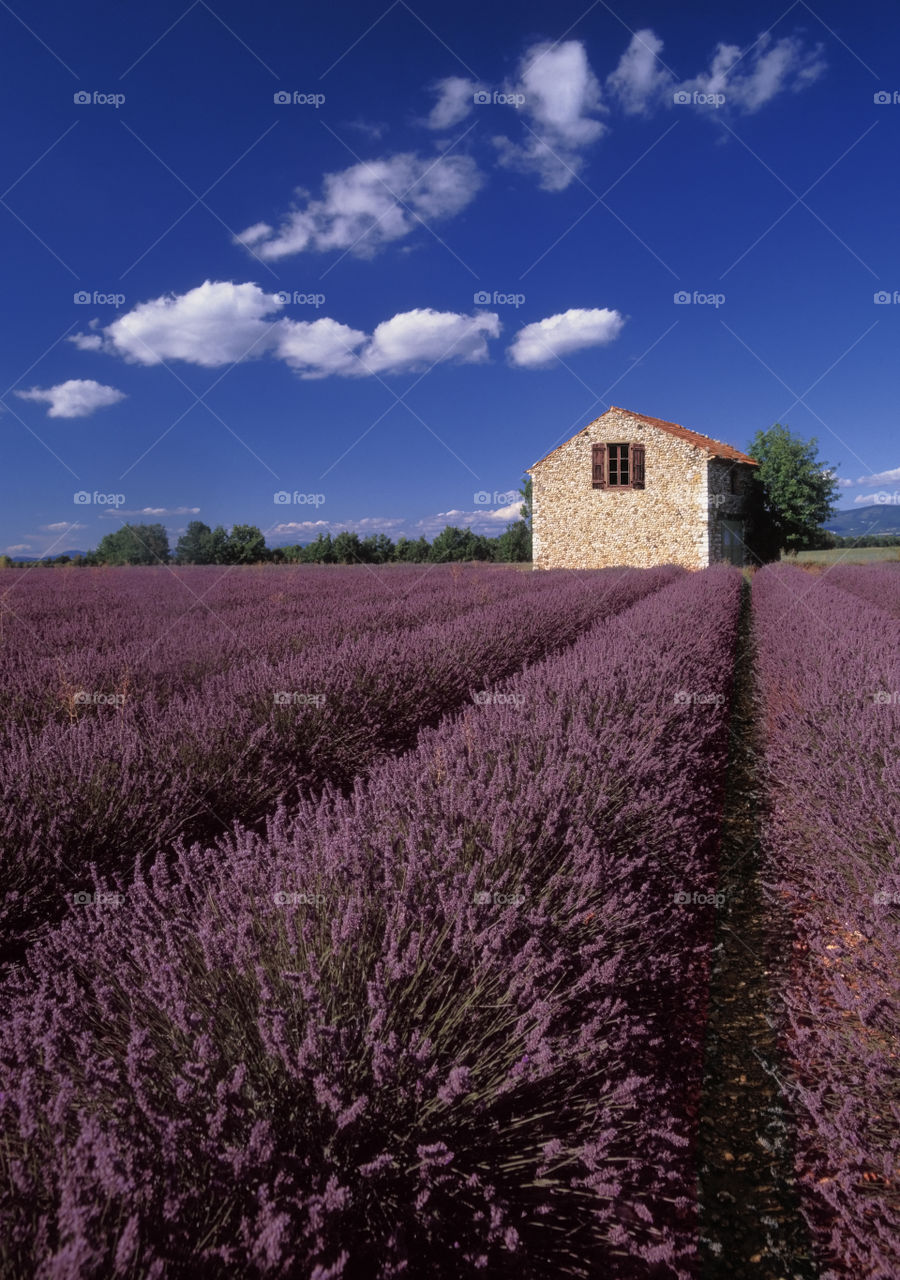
<box><xmin>528</xmin><ymin>407</ymin><xmax>758</xmax><ymax>571</ymax></box>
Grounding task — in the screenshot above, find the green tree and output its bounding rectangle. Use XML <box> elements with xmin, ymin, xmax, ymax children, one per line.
<box><xmin>332</xmin><ymin>530</ymin><xmax>363</xmax><ymax>564</ymax></box>
<box><xmin>207</xmin><ymin>525</ymin><xmax>230</xmax><ymax>564</ymax></box>
<box><xmin>518</xmin><ymin>474</ymin><xmax>533</xmax><ymax>561</ymax></box>
<box><xmin>394</xmin><ymin>536</ymin><xmax>429</xmax><ymax>562</ymax></box>
<box><xmin>227</xmin><ymin>524</ymin><xmax>268</xmax><ymax>564</ymax></box>
<box><xmin>746</xmin><ymin>424</ymin><xmax>840</xmax><ymax>560</ymax></box>
<box><xmin>360</xmin><ymin>533</ymin><xmax>395</xmax><ymax>564</ymax></box>
<box><xmin>430</xmin><ymin>525</ymin><xmax>471</xmax><ymax>563</ymax></box>
<box><xmin>301</xmin><ymin>533</ymin><xmax>335</xmax><ymax>563</ymax></box>
<box><xmin>496</xmin><ymin>520</ymin><xmax>531</xmax><ymax>562</ymax></box>
<box><xmin>94</xmin><ymin>523</ymin><xmax>170</xmax><ymax>565</ymax></box>
<box><xmin>175</xmin><ymin>521</ymin><xmax>215</xmax><ymax>565</ymax></box>
<box><xmin>0</xmin><ymin>555</ymin><xmax>11</xmax><ymax>569</ymax></box>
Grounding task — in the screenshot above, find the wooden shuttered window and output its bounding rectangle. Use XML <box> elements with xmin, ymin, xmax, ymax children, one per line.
<box><xmin>631</xmin><ymin>442</ymin><xmax>645</xmax><ymax>488</ymax></box>
<box><xmin>592</xmin><ymin>441</ymin><xmax>646</xmax><ymax>489</ymax></box>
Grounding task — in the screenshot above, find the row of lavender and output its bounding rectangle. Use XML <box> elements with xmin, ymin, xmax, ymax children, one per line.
<box><xmin>814</xmin><ymin>560</ymin><xmax>900</xmax><ymax>619</ymax></box>
<box><xmin>753</xmin><ymin>564</ymin><xmax>900</xmax><ymax>1278</ymax></box>
<box><xmin>0</xmin><ymin>565</ymin><xmax>556</xmax><ymax>728</ymax></box>
<box><xmin>0</xmin><ymin>567</ymin><xmax>743</xmax><ymax>1278</ymax></box>
<box><xmin>1</xmin><ymin>566</ymin><xmax>678</xmax><ymax>954</ymax></box>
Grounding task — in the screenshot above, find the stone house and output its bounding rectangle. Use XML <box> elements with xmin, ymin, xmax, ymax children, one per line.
<box><xmin>528</xmin><ymin>406</ymin><xmax>758</xmax><ymax>571</ymax></box>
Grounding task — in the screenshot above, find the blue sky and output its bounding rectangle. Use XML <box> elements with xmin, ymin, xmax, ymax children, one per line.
<box><xmin>2</xmin><ymin>0</ymin><xmax>899</xmax><ymax>555</ymax></box>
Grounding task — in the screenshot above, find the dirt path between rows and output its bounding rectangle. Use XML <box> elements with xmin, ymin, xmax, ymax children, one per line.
<box><xmin>696</xmin><ymin>579</ymin><xmax>818</xmax><ymax>1279</ymax></box>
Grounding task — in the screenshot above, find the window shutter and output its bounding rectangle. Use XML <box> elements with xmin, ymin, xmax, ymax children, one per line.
<box><xmin>631</xmin><ymin>442</ymin><xmax>645</xmax><ymax>489</ymax></box>
<box><xmin>592</xmin><ymin>443</ymin><xmax>607</xmax><ymax>488</ymax></box>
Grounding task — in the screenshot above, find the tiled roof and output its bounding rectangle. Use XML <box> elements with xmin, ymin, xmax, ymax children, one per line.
<box><xmin>529</xmin><ymin>407</ymin><xmax>759</xmax><ymax>469</ymax></box>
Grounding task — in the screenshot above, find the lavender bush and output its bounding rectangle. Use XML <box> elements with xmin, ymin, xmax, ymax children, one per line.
<box><xmin>0</xmin><ymin>567</ymin><xmax>742</xmax><ymax>1277</ymax></box>
<box><xmin>753</xmin><ymin>563</ymin><xmax>900</xmax><ymax>1278</ymax></box>
<box><xmin>815</xmin><ymin>560</ymin><xmax>900</xmax><ymax>619</ymax></box>
<box><xmin>0</xmin><ymin>566</ymin><xmax>678</xmax><ymax>953</ymax></box>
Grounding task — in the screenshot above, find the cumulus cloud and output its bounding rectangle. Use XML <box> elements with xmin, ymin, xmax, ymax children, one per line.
<box><xmin>41</xmin><ymin>521</ymin><xmax>87</xmax><ymax>532</ymax></box>
<box><xmin>413</xmin><ymin>503</ymin><xmax>524</xmax><ymax>538</ymax></box>
<box><xmin>425</xmin><ymin>76</ymin><xmax>481</xmax><ymax>129</ymax></box>
<box><xmin>508</xmin><ymin>307</ymin><xmax>625</xmax><ymax>368</ymax></box>
<box><xmin>270</xmin><ymin>517</ymin><xmax>407</xmax><ymax>539</ymax></box>
<box><xmin>678</xmin><ymin>32</ymin><xmax>826</xmax><ymax>111</ymax></box>
<box><xmin>275</xmin><ymin>317</ymin><xmax>369</xmax><ymax>378</ymax></box>
<box><xmin>71</xmin><ymin>281</ymin><xmax>502</xmax><ymax>380</ymax></box>
<box><xmin>361</xmin><ymin>308</ymin><xmax>500</xmax><ymax>373</ymax></box>
<box><xmin>99</xmin><ymin>506</ymin><xmax>201</xmax><ymax>520</ymax></box>
<box><xmin>235</xmin><ymin>152</ymin><xmax>483</xmax><ymax>260</ymax></box>
<box><xmin>606</xmin><ymin>30</ymin><xmax>674</xmax><ymax>115</ymax></box>
<box><xmin>493</xmin><ymin>41</ymin><xmax>607</xmax><ymax>190</ymax></box>
<box><xmin>14</xmin><ymin>379</ymin><xmax>126</xmax><ymax>418</ymax></box>
<box><xmin>851</xmin><ymin>466</ymin><xmax>900</xmax><ymax>487</ymax></box>
<box><xmin>5</xmin><ymin>544</ymin><xmax>31</xmax><ymax>552</ymax></box>
<box><xmin>71</xmin><ymin>280</ymin><xmax>282</xmax><ymax>367</ymax></box>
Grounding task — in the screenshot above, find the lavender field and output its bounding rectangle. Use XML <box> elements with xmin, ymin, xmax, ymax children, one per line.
<box><xmin>0</xmin><ymin>562</ymin><xmax>898</xmax><ymax>1277</ymax></box>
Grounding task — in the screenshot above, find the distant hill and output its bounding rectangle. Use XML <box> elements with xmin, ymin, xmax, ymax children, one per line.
<box><xmin>824</xmin><ymin>505</ymin><xmax>900</xmax><ymax>538</ymax></box>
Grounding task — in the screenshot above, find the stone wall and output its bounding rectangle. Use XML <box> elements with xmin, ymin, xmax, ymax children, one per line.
<box><xmin>706</xmin><ymin>457</ymin><xmax>754</xmax><ymax>565</ymax></box>
<box><xmin>530</xmin><ymin>409</ymin><xmax>752</xmax><ymax>571</ymax></box>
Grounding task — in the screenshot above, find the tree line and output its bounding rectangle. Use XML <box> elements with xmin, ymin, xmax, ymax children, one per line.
<box><xmin>4</xmin><ymin>484</ymin><xmax>533</xmax><ymax>568</ymax></box>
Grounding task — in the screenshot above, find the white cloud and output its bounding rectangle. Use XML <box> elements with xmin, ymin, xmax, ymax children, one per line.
<box><xmin>413</xmin><ymin>503</ymin><xmax>524</xmax><ymax>538</ymax></box>
<box><xmin>15</xmin><ymin>379</ymin><xmax>126</xmax><ymax>419</ymax></box>
<box><xmin>606</xmin><ymin>30</ymin><xmax>674</xmax><ymax>115</ymax></box>
<box><xmin>852</xmin><ymin>466</ymin><xmax>900</xmax><ymax>487</ymax></box>
<box><xmin>275</xmin><ymin>317</ymin><xmax>369</xmax><ymax>378</ymax></box>
<box><xmin>493</xmin><ymin>41</ymin><xmax>607</xmax><ymax>190</ymax></box>
<box><xmin>6</xmin><ymin>544</ymin><xmax>32</xmax><ymax>552</ymax></box>
<box><xmin>270</xmin><ymin>517</ymin><xmax>407</xmax><ymax>539</ymax></box>
<box><xmin>41</xmin><ymin>521</ymin><xmax>87</xmax><ymax>532</ymax></box>
<box><xmin>360</xmin><ymin>308</ymin><xmax>500</xmax><ymax>374</ymax></box>
<box><xmin>72</xmin><ymin>283</ymin><xmax>502</xmax><ymax>379</ymax></box>
<box><xmin>71</xmin><ymin>280</ymin><xmax>282</xmax><ymax>367</ymax></box>
<box><xmin>425</xmin><ymin>76</ymin><xmax>480</xmax><ymax>129</ymax></box>
<box><xmin>101</xmin><ymin>506</ymin><xmax>201</xmax><ymax>519</ymax></box>
<box><xmin>235</xmin><ymin>152</ymin><xmax>483</xmax><ymax>259</ymax></box>
<box><xmin>678</xmin><ymin>32</ymin><xmax>826</xmax><ymax>112</ymax></box>
<box><xmin>852</xmin><ymin>492</ymin><xmax>900</xmax><ymax>506</ymax></box>
<box><xmin>508</xmin><ymin>307</ymin><xmax>625</xmax><ymax>368</ymax></box>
